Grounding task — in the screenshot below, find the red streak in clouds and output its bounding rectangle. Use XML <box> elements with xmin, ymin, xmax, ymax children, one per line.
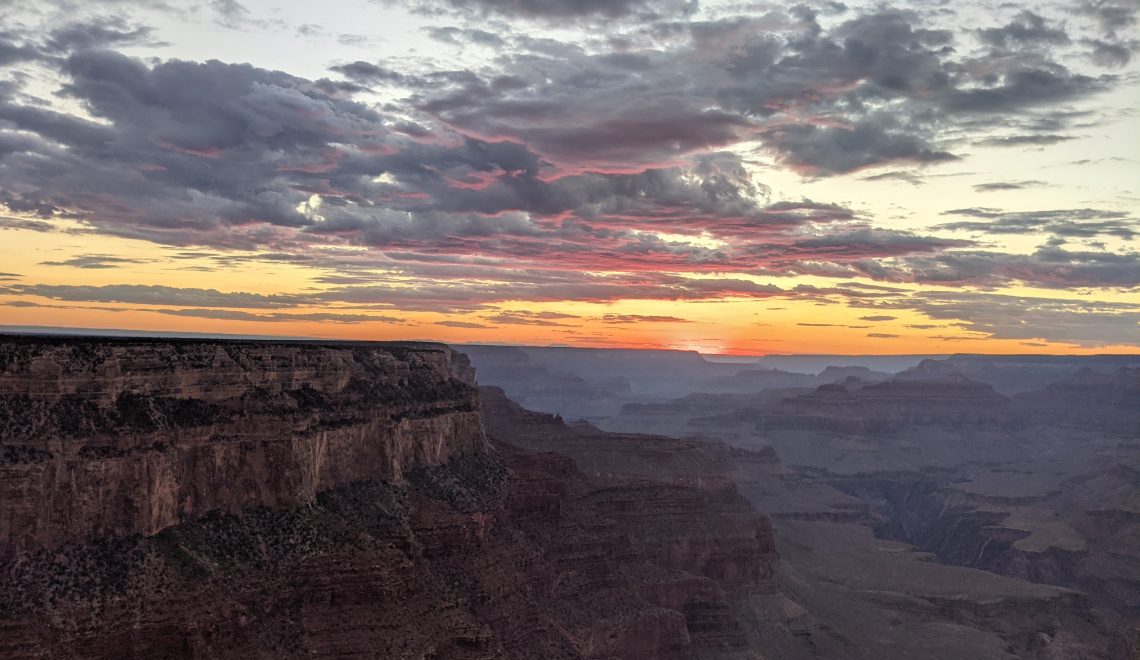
<box><xmin>445</xmin><ymin>170</ymin><xmax>509</xmax><ymax>190</ymax></box>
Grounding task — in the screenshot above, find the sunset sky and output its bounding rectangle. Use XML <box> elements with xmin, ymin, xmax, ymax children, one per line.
<box><xmin>1</xmin><ymin>0</ymin><xmax>1138</xmax><ymax>354</ymax></box>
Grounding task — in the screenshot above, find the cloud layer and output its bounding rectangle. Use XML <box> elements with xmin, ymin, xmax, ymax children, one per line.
<box><xmin>0</xmin><ymin>0</ymin><xmax>1137</xmax><ymax>348</ymax></box>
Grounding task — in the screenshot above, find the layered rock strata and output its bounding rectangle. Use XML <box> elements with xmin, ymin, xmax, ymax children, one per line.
<box><xmin>0</xmin><ymin>337</ymin><xmax>487</xmax><ymax>556</ymax></box>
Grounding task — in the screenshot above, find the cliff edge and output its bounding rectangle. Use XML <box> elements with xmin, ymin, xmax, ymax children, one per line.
<box><xmin>0</xmin><ymin>336</ymin><xmax>488</xmax><ymax>556</ymax></box>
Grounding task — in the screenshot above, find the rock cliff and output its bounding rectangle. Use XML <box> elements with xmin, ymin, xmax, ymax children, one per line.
<box><xmin>0</xmin><ymin>336</ymin><xmax>488</xmax><ymax>556</ymax></box>
<box><xmin>0</xmin><ymin>336</ymin><xmax>781</xmax><ymax>659</ymax></box>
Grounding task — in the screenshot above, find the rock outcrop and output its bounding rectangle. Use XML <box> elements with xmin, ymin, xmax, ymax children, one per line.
<box><xmin>0</xmin><ymin>336</ymin><xmax>781</xmax><ymax>659</ymax></box>
<box><xmin>0</xmin><ymin>336</ymin><xmax>488</xmax><ymax>556</ymax></box>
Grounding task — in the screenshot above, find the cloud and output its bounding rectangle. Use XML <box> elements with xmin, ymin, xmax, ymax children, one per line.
<box><xmin>0</xmin><ymin>1</ymin><xmax>1131</xmax><ymax>347</ymax></box>
<box><xmin>905</xmin><ymin>292</ymin><xmax>1140</xmax><ymax>346</ymax></box>
<box><xmin>483</xmin><ymin>312</ymin><xmax>579</xmax><ymax>328</ymax></box>
<box><xmin>1085</xmin><ymin>38</ymin><xmax>1137</xmax><ymax>67</ymax></box>
<box><xmin>434</xmin><ymin>320</ymin><xmax>491</xmax><ymax>329</ymax></box>
<box><xmin>0</xmin><ymin>217</ymin><xmax>57</xmax><ymax>232</ymax></box>
<box><xmin>423</xmin><ymin>0</ymin><xmax>697</xmax><ymax>21</ymax></box>
<box><xmin>852</xmin><ymin>247</ymin><xmax>1140</xmax><ymax>289</ymax></box>
<box><xmin>1075</xmin><ymin>0</ymin><xmax>1138</xmax><ymax>38</ymax></box>
<box><xmin>798</xmin><ymin>322</ymin><xmax>870</xmax><ymax>328</ymax></box>
<box><xmin>761</xmin><ymin>119</ymin><xmax>957</xmax><ymax>175</ymax></box>
<box><xmin>859</xmin><ymin>315</ymin><xmax>897</xmax><ymax>321</ymax></box>
<box><xmin>152</xmin><ymin>308</ymin><xmax>402</xmax><ymax>323</ymax></box>
<box><xmin>977</xmin><ymin>11</ymin><xmax>1069</xmax><ymax>49</ymax></box>
<box><xmin>600</xmin><ymin>314</ymin><xmax>690</xmax><ymax>324</ymax></box>
<box><xmin>861</xmin><ymin>171</ymin><xmax>925</xmax><ymax>185</ymax></box>
<box><xmin>1</xmin><ymin>284</ymin><xmax>304</xmax><ymax>308</ymax></box>
<box><xmin>40</xmin><ymin>254</ymin><xmax>150</xmax><ymax>269</ymax></box>
<box><xmin>867</xmin><ymin>332</ymin><xmax>898</xmax><ymax>338</ymax></box>
<box><xmin>975</xmin><ymin>134</ymin><xmax>1075</xmax><ymax>147</ymax></box>
<box><xmin>971</xmin><ymin>180</ymin><xmax>1045</xmax><ymax>192</ymax></box>
<box><xmin>45</xmin><ymin>17</ymin><xmax>160</xmax><ymax>53</ymax></box>
<box><xmin>328</xmin><ymin>60</ymin><xmax>409</xmax><ymax>85</ymax></box>
<box><xmin>938</xmin><ymin>207</ymin><xmax>1135</xmax><ymax>240</ymax></box>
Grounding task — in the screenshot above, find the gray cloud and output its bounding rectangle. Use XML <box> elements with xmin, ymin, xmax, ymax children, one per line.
<box><xmin>972</xmin><ymin>180</ymin><xmax>1046</xmax><ymax>192</ymax></box>
<box><xmin>424</xmin><ymin>0</ymin><xmax>697</xmax><ymax>21</ymax></box>
<box><xmin>852</xmin><ymin>246</ymin><xmax>1140</xmax><ymax>289</ymax></box>
<box><xmin>1085</xmin><ymin>38</ymin><xmax>1136</xmax><ymax>67</ymax></box>
<box><xmin>939</xmin><ymin>207</ymin><xmax>1136</xmax><ymax>240</ymax></box>
<box><xmin>40</xmin><ymin>254</ymin><xmax>150</xmax><ymax>269</ymax></box>
<box><xmin>1075</xmin><ymin>0</ymin><xmax>1138</xmax><ymax>38</ymax></box>
<box><xmin>434</xmin><ymin>320</ymin><xmax>491</xmax><ymax>329</ymax></box>
<box><xmin>0</xmin><ymin>1</ymin><xmax>1131</xmax><ymax>340</ymax></box>
<box><xmin>600</xmin><ymin>314</ymin><xmax>690</xmax><ymax>324</ymax></box>
<box><xmin>976</xmin><ymin>134</ymin><xmax>1076</xmax><ymax>147</ymax></box>
<box><xmin>977</xmin><ymin>11</ymin><xmax>1069</xmax><ymax>49</ymax></box>
<box><xmin>906</xmin><ymin>292</ymin><xmax>1140</xmax><ymax>346</ymax></box>
<box><xmin>152</xmin><ymin>308</ymin><xmax>402</xmax><ymax>323</ymax></box>
<box><xmin>1</xmin><ymin>284</ymin><xmax>304</xmax><ymax>308</ymax></box>
<box><xmin>45</xmin><ymin>17</ymin><xmax>160</xmax><ymax>53</ymax></box>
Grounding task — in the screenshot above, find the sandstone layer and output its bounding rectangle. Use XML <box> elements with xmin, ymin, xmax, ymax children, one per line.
<box><xmin>0</xmin><ymin>336</ymin><xmax>488</xmax><ymax>557</ymax></box>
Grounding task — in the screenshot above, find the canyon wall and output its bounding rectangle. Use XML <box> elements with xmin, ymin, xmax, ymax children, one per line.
<box><xmin>0</xmin><ymin>337</ymin><xmax>488</xmax><ymax>556</ymax></box>
<box><xmin>0</xmin><ymin>337</ymin><xmax>784</xmax><ymax>659</ymax></box>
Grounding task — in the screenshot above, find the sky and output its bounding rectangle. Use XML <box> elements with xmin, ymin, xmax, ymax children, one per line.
<box><xmin>0</xmin><ymin>0</ymin><xmax>1137</xmax><ymax>355</ymax></box>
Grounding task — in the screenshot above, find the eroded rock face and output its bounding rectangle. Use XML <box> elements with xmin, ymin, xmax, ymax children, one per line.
<box><xmin>480</xmin><ymin>386</ymin><xmax>781</xmax><ymax>657</ymax></box>
<box><xmin>0</xmin><ymin>338</ymin><xmax>782</xmax><ymax>659</ymax></box>
<box><xmin>0</xmin><ymin>337</ymin><xmax>488</xmax><ymax>556</ymax></box>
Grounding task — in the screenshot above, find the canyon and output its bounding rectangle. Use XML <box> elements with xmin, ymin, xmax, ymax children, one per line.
<box><xmin>1</xmin><ymin>336</ymin><xmax>1137</xmax><ymax>658</ymax></box>
<box><xmin>469</xmin><ymin>347</ymin><xmax>1140</xmax><ymax>659</ymax></box>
